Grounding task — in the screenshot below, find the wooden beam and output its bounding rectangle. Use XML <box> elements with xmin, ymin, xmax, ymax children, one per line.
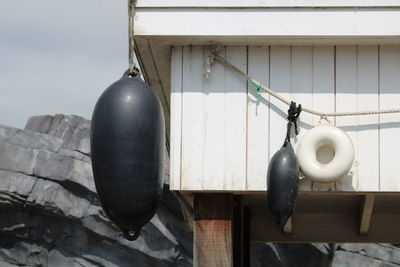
<box><xmin>135</xmin><ymin>9</ymin><xmax>400</xmax><ymax>38</ymax></box>
<box><xmin>135</xmin><ymin>37</ymin><xmax>171</xmax><ymax>144</ymax></box>
<box><xmin>137</xmin><ymin>0</ymin><xmax>400</xmax><ymax>8</ymax></box>
<box><xmin>251</xmin><ymin>212</ymin><xmax>400</xmax><ymax>243</ymax></box>
<box><xmin>359</xmin><ymin>194</ymin><xmax>375</xmax><ymax>235</ymax></box>
<box><xmin>194</xmin><ymin>194</ymin><xmax>233</xmax><ymax>267</ymax></box>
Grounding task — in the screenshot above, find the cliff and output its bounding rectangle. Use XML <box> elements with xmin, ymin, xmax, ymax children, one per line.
<box><xmin>0</xmin><ymin>115</ymin><xmax>191</xmax><ymax>267</ymax></box>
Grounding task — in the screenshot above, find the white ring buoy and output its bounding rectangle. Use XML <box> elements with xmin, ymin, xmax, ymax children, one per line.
<box><xmin>296</xmin><ymin>121</ymin><xmax>354</xmax><ymax>183</ymax></box>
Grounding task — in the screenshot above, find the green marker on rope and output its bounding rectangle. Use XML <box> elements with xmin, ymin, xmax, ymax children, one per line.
<box><xmin>248</xmin><ymin>80</ymin><xmax>261</xmax><ymax>99</ymax></box>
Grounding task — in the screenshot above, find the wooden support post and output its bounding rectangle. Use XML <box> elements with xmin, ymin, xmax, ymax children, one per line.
<box><xmin>194</xmin><ymin>194</ymin><xmax>234</xmax><ymax>267</ymax></box>
<box><xmin>232</xmin><ymin>195</ymin><xmax>242</xmax><ymax>267</ymax></box>
<box><xmin>359</xmin><ymin>194</ymin><xmax>375</xmax><ymax>235</ymax></box>
<box><xmin>232</xmin><ymin>196</ymin><xmax>250</xmax><ymax>267</ymax></box>
<box><xmin>242</xmin><ymin>206</ymin><xmax>251</xmax><ymax>267</ymax></box>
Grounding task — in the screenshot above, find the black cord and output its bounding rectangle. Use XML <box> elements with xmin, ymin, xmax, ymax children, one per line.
<box><xmin>284</xmin><ymin>101</ymin><xmax>302</xmax><ymax>145</ymax></box>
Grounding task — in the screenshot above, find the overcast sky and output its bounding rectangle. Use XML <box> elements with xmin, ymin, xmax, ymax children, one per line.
<box><xmin>0</xmin><ymin>0</ymin><xmax>128</xmax><ymax>128</ymax></box>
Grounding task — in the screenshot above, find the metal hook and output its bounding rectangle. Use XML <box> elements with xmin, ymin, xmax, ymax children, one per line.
<box><xmin>205</xmin><ymin>45</ymin><xmax>222</xmax><ymax>79</ymax></box>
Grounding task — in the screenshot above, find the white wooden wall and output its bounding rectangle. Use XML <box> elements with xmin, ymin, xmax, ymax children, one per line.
<box><xmin>170</xmin><ymin>46</ymin><xmax>400</xmax><ymax>192</ymax></box>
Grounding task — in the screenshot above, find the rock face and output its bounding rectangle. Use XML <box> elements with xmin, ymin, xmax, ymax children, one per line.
<box><xmin>0</xmin><ymin>114</ymin><xmax>191</xmax><ymax>267</ymax></box>
<box><xmin>1</xmin><ymin>114</ymin><xmax>400</xmax><ymax>267</ymax></box>
<box><xmin>250</xmin><ymin>243</ymin><xmax>400</xmax><ymax>267</ymax></box>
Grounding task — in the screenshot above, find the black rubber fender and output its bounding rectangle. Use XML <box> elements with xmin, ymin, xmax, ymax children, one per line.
<box><xmin>91</xmin><ymin>70</ymin><xmax>165</xmax><ymax>240</ymax></box>
<box><xmin>267</xmin><ymin>142</ymin><xmax>299</xmax><ymax>228</ymax></box>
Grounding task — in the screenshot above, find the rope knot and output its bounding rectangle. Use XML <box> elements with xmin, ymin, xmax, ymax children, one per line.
<box><xmin>287</xmin><ymin>101</ymin><xmax>302</xmax><ymax>135</ymax></box>
<box><xmin>205</xmin><ymin>45</ymin><xmax>222</xmax><ymax>79</ymax></box>
<box><xmin>284</xmin><ymin>102</ymin><xmax>302</xmax><ymax>146</ymax></box>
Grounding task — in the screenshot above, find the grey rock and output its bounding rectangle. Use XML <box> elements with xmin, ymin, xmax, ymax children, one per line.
<box><xmin>0</xmin><ymin>260</ymin><xmax>20</xmax><ymax>267</ymax></box>
<box><xmin>331</xmin><ymin>250</ymin><xmax>394</xmax><ymax>267</ymax></box>
<box><xmin>332</xmin><ymin>244</ymin><xmax>400</xmax><ymax>267</ymax></box>
<box><xmin>25</xmin><ymin>114</ymin><xmax>90</xmax><ymax>155</ymax></box>
<box><xmin>0</xmin><ymin>143</ymin><xmax>37</xmax><ymax>175</ymax></box>
<box><xmin>0</xmin><ymin>124</ymin><xmax>63</xmax><ymax>153</ymax></box>
<box><xmin>24</xmin><ymin>115</ymin><xmax>54</xmax><ymax>134</ymax></box>
<box><xmin>0</xmin><ymin>170</ymin><xmax>36</xmax><ymax>205</ymax></box>
<box><xmin>32</xmin><ymin>149</ymin><xmax>95</xmax><ymax>192</ymax></box>
<box><xmin>1</xmin><ymin>115</ymin><xmax>192</xmax><ymax>267</ymax></box>
<box><xmin>250</xmin><ymin>242</ymin><xmax>332</xmax><ymax>267</ymax></box>
<box><xmin>0</xmin><ymin>141</ymin><xmax>94</xmax><ymax>193</ymax></box>
<box><xmin>59</xmin><ymin>148</ymin><xmax>91</xmax><ymax>163</ymax></box>
<box><xmin>251</xmin><ymin>242</ymin><xmax>400</xmax><ymax>267</ymax></box>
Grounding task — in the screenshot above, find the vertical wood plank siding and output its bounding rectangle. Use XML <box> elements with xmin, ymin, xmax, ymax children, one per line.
<box><xmin>291</xmin><ymin>46</ymin><xmax>313</xmax><ymax>191</ymax></box>
<box><xmin>380</xmin><ymin>46</ymin><xmax>400</xmax><ymax>191</ymax></box>
<box><xmin>310</xmin><ymin>46</ymin><xmax>336</xmax><ymax>191</ymax></box>
<box><xmin>335</xmin><ymin>46</ymin><xmax>359</xmax><ymax>191</ymax></box>
<box><xmin>171</xmin><ymin>45</ymin><xmax>400</xmax><ymax>192</ymax></box>
<box><xmin>170</xmin><ymin>46</ymin><xmax>183</xmax><ymax>190</ymax></box>
<box><xmin>247</xmin><ymin>47</ymin><xmax>270</xmax><ymax>190</ymax></box>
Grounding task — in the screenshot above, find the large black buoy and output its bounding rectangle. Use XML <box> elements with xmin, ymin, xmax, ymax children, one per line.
<box><xmin>267</xmin><ymin>102</ymin><xmax>301</xmax><ymax>228</ymax></box>
<box><xmin>91</xmin><ymin>70</ymin><xmax>165</xmax><ymax>241</ymax></box>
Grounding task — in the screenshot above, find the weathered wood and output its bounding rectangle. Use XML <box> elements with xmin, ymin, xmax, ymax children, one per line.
<box><xmin>252</xmin><ymin>213</ymin><xmax>400</xmax><ymax>243</ymax></box>
<box><xmin>232</xmin><ymin>197</ymin><xmax>251</xmax><ymax>267</ymax></box>
<box><xmin>333</xmin><ymin>45</ymin><xmax>380</xmax><ymax>192</ymax></box>
<box><xmin>141</xmin><ymin>41</ymin><xmax>400</xmax><ymax>149</ymax></box>
<box><xmin>170</xmin><ymin>46</ymin><xmax>183</xmax><ymax>190</ymax></box>
<box><xmin>291</xmin><ymin>46</ymin><xmax>313</xmax><ymax>191</ymax></box>
<box><xmin>310</xmin><ymin>46</ymin><xmax>336</xmax><ymax>192</ymax></box>
<box><xmin>181</xmin><ymin>47</ymin><xmax>204</xmax><ymax>190</ymax></box>
<box><xmin>225</xmin><ymin>47</ymin><xmax>247</xmax><ymax>190</ymax></box>
<box><xmin>357</xmin><ymin>46</ymin><xmax>380</xmax><ymax>191</ymax></box>
<box><xmin>135</xmin><ymin>4</ymin><xmax>400</xmax><ymax>151</ymax></box>
<box><xmin>135</xmin><ymin>37</ymin><xmax>171</xmax><ymax>142</ymax></box>
<box><xmin>135</xmin><ymin>9</ymin><xmax>400</xmax><ymax>42</ymax></box>
<box><xmin>232</xmin><ymin>196</ymin><xmax>241</xmax><ymax>267</ymax></box>
<box><xmin>194</xmin><ymin>194</ymin><xmax>233</xmax><ymax>267</ymax></box>
<box><xmin>269</xmin><ymin>46</ymin><xmax>291</xmax><ymax>169</ymax></box>
<box><xmin>379</xmin><ymin>45</ymin><xmax>400</xmax><ymax>191</ymax></box>
<box><xmin>360</xmin><ymin>194</ymin><xmax>375</xmax><ymax>234</ymax></box>
<box><xmin>172</xmin><ymin>45</ymin><xmax>400</xmax><ymax>192</ymax></box>
<box><xmin>242</xmin><ymin>207</ymin><xmax>251</xmax><ymax>267</ymax></box>
<box><xmin>247</xmin><ymin>46</ymin><xmax>270</xmax><ymax>190</ymax></box>
<box><xmin>202</xmin><ymin>46</ymin><xmax>226</xmax><ymax>190</ymax></box>
<box><xmin>335</xmin><ymin>46</ymin><xmax>359</xmax><ymax>191</ymax></box>
<box><xmin>250</xmin><ymin>193</ymin><xmax>400</xmax><ymax>242</ymax></box>
<box><xmin>137</xmin><ymin>0</ymin><xmax>400</xmax><ymax>8</ymax></box>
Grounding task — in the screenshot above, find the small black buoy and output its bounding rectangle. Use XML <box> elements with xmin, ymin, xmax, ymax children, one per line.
<box><xmin>91</xmin><ymin>70</ymin><xmax>165</xmax><ymax>240</ymax></box>
<box><xmin>267</xmin><ymin>140</ymin><xmax>299</xmax><ymax>227</ymax></box>
<box><xmin>267</xmin><ymin>102</ymin><xmax>301</xmax><ymax>228</ymax></box>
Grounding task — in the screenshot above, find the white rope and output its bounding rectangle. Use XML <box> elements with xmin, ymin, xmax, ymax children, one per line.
<box><xmin>209</xmin><ymin>50</ymin><xmax>400</xmax><ymax>118</ymax></box>
<box><xmin>128</xmin><ymin>0</ymin><xmax>139</xmax><ymax>76</ymax></box>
